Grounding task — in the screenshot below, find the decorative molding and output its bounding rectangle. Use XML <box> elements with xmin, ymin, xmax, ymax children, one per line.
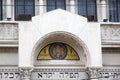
<box><xmin>0</xmin><ymin>23</ymin><xmax>18</xmax><ymax>40</ymax></box>
<box><xmin>33</xmin><ymin>68</ymin><xmax>87</xmax><ymax>72</ymax></box>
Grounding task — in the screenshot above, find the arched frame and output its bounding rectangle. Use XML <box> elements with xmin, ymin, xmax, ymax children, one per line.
<box><xmin>32</xmin><ymin>31</ymin><xmax>90</xmax><ymax>67</ymax></box>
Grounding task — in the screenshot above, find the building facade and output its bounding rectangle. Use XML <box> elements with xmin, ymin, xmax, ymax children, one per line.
<box><xmin>0</xmin><ymin>0</ymin><xmax>120</xmax><ymax>80</ymax></box>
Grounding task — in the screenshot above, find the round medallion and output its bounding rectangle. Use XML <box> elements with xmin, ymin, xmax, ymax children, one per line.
<box><xmin>49</xmin><ymin>43</ymin><xmax>67</xmax><ymax>60</ymax></box>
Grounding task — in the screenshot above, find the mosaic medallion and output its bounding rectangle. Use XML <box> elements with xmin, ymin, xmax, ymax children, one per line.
<box><xmin>49</xmin><ymin>43</ymin><xmax>67</xmax><ymax>60</ymax></box>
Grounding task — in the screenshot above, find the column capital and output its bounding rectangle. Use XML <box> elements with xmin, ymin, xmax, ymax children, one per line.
<box><xmin>87</xmin><ymin>67</ymin><xmax>101</xmax><ymax>79</ymax></box>
<box><xmin>19</xmin><ymin>67</ymin><xmax>33</xmax><ymax>80</ymax></box>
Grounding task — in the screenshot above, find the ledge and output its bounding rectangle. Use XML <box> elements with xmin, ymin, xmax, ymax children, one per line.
<box><xmin>0</xmin><ymin>21</ymin><xmax>18</xmax><ymax>24</ymax></box>
<box><xmin>0</xmin><ymin>40</ymin><xmax>18</xmax><ymax>47</ymax></box>
<box><xmin>102</xmin><ymin>40</ymin><xmax>120</xmax><ymax>47</ymax></box>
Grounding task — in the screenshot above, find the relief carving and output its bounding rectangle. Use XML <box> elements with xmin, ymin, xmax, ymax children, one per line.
<box><xmin>19</xmin><ymin>68</ymin><xmax>33</xmax><ymax>80</ymax></box>
<box><xmin>87</xmin><ymin>67</ymin><xmax>101</xmax><ymax>79</ymax></box>
<box><xmin>0</xmin><ymin>23</ymin><xmax>18</xmax><ymax>40</ymax></box>
<box><xmin>101</xmin><ymin>24</ymin><xmax>120</xmax><ymax>41</ymax></box>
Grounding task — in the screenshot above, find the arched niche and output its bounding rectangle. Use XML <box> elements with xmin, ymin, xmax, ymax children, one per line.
<box><xmin>32</xmin><ymin>31</ymin><xmax>90</xmax><ymax>67</ymax></box>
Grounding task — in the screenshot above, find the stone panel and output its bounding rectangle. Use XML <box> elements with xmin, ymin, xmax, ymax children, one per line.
<box><xmin>101</xmin><ymin>24</ymin><xmax>120</xmax><ymax>41</ymax></box>
<box><xmin>0</xmin><ymin>23</ymin><xmax>18</xmax><ymax>40</ymax></box>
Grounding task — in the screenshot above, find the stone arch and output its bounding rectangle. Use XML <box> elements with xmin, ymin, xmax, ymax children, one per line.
<box><xmin>31</xmin><ymin>31</ymin><xmax>90</xmax><ymax>66</ymax></box>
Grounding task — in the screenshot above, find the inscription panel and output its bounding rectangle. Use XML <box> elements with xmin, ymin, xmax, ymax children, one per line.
<box><xmin>99</xmin><ymin>68</ymin><xmax>120</xmax><ymax>80</ymax></box>
<box><xmin>0</xmin><ymin>68</ymin><xmax>120</xmax><ymax>80</ymax></box>
<box><xmin>0</xmin><ymin>72</ymin><xmax>20</xmax><ymax>79</ymax></box>
<box><xmin>0</xmin><ymin>68</ymin><xmax>20</xmax><ymax>80</ymax></box>
<box><xmin>31</xmin><ymin>69</ymin><xmax>88</xmax><ymax>80</ymax></box>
